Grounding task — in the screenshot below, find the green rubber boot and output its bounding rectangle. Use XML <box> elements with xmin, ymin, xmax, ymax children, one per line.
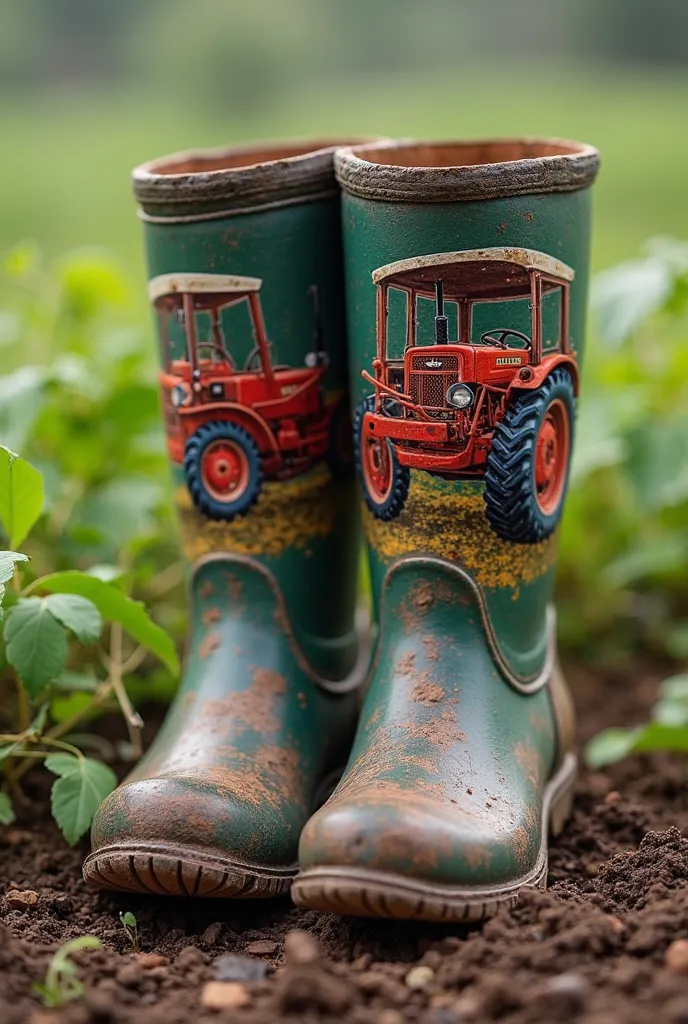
<box><xmin>293</xmin><ymin>139</ymin><xmax>599</xmax><ymax>922</ymax></box>
<box><xmin>83</xmin><ymin>141</ymin><xmax>366</xmax><ymax>899</ymax></box>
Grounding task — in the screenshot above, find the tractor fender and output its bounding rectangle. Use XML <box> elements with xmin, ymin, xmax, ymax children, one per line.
<box><xmin>508</xmin><ymin>354</ymin><xmax>579</xmax><ymax>398</ymax></box>
<box><xmin>185</xmin><ymin>403</ymin><xmax>279</xmax><ymax>456</ymax></box>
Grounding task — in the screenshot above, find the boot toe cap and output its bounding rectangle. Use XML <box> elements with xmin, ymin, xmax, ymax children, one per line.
<box><xmin>299</xmin><ymin>786</ymin><xmax>545</xmax><ymax>889</ymax></box>
<box><xmin>86</xmin><ymin>770</ymin><xmax>302</xmax><ymax>895</ymax></box>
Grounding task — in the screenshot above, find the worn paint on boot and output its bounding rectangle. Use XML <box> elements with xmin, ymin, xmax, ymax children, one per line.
<box><xmin>293</xmin><ymin>139</ymin><xmax>599</xmax><ymax>921</ymax></box>
<box><xmin>84</xmin><ymin>141</ymin><xmax>365</xmax><ymax>898</ymax></box>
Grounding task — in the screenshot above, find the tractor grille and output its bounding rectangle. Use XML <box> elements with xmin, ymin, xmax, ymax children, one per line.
<box><xmin>408</xmin><ymin>354</ymin><xmax>460</xmax><ymax>414</ymax></box>
<box><xmin>411</xmin><ymin>355</ymin><xmax>459</xmax><ymax>372</ymax></box>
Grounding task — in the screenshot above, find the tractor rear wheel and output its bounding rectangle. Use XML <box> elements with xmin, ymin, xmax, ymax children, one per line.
<box><xmin>354</xmin><ymin>396</ymin><xmax>410</xmax><ymax>521</ymax></box>
<box><xmin>184</xmin><ymin>421</ymin><xmax>263</xmax><ymax>521</ymax></box>
<box><xmin>484</xmin><ymin>368</ymin><xmax>574</xmax><ymax>543</ymax></box>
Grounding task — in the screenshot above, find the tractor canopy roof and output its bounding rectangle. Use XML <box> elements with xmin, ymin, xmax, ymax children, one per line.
<box><xmin>371</xmin><ymin>247</ymin><xmax>574</xmax><ymax>301</ymax></box>
<box><xmin>149</xmin><ymin>273</ymin><xmax>263</xmax><ymax>311</ymax></box>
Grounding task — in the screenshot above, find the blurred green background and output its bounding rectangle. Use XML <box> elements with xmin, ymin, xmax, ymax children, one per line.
<box><xmin>2</xmin><ymin>0</ymin><xmax>688</xmax><ymax>676</ymax></box>
<box><xmin>1</xmin><ymin>0</ymin><xmax>688</xmax><ymax>283</ymax></box>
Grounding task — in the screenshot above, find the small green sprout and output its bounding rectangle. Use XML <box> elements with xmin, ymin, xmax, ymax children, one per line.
<box><xmin>33</xmin><ymin>936</ymin><xmax>102</xmax><ymax>1007</ymax></box>
<box><xmin>119</xmin><ymin>910</ymin><xmax>140</xmax><ymax>952</ymax></box>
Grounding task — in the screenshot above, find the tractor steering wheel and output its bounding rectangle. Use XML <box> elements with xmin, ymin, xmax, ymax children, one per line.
<box><xmin>243</xmin><ymin>344</ymin><xmax>274</xmax><ymax>372</ymax></box>
<box><xmin>197</xmin><ymin>341</ymin><xmax>236</xmax><ymax>367</ymax></box>
<box><xmin>480</xmin><ymin>329</ymin><xmax>532</xmax><ymax>350</ymax></box>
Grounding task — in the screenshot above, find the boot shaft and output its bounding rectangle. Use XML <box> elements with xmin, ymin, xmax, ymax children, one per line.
<box><xmin>85</xmin><ymin>141</ymin><xmax>370</xmax><ymax>897</ymax></box>
<box><xmin>134</xmin><ymin>140</ymin><xmax>362</xmax><ymax>682</ymax></box>
<box><xmin>293</xmin><ymin>139</ymin><xmax>599</xmax><ymax>921</ymax></box>
<box><xmin>336</xmin><ymin>138</ymin><xmax>600</xmax><ymax>683</ymax></box>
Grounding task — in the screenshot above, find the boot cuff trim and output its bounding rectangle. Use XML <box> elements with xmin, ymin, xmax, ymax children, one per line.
<box><xmin>134</xmin><ymin>139</ymin><xmax>361</xmax><ymax>221</ymax></box>
<box><xmin>335</xmin><ymin>138</ymin><xmax>600</xmax><ymax>203</ymax></box>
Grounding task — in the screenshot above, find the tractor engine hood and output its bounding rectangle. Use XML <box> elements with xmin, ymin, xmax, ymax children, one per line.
<box><xmin>404</xmin><ymin>343</ymin><xmax>528</xmax><ymax>396</ymax></box>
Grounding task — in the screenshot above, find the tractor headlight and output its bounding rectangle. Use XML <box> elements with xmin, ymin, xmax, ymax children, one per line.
<box><xmin>446</xmin><ymin>383</ymin><xmax>474</xmax><ymax>409</ymax></box>
<box><xmin>170</xmin><ymin>382</ymin><xmax>192</xmax><ymax>408</ymax></box>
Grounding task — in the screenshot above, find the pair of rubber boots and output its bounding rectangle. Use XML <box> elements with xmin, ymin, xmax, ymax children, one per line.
<box><xmin>84</xmin><ymin>137</ymin><xmax>599</xmax><ymax>922</ymax></box>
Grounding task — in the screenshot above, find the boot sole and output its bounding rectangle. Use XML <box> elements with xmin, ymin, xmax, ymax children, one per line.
<box><xmin>291</xmin><ymin>751</ymin><xmax>576</xmax><ymax>923</ymax></box>
<box><xmin>82</xmin><ymin>843</ymin><xmax>297</xmax><ymax>899</ymax></box>
<box><xmin>81</xmin><ymin>766</ymin><xmax>345</xmax><ymax>899</ymax></box>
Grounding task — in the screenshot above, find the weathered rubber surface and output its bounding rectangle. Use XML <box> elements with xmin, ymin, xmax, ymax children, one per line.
<box><xmin>292</xmin><ymin>752</ymin><xmax>576</xmax><ymax>923</ymax></box>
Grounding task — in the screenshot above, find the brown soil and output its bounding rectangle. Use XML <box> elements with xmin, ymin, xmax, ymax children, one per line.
<box><xmin>4</xmin><ymin>662</ymin><xmax>688</xmax><ymax>1024</ymax></box>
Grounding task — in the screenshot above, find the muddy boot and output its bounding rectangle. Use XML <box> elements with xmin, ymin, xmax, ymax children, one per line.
<box><xmin>83</xmin><ymin>141</ymin><xmax>367</xmax><ymax>898</ymax></box>
<box><xmin>293</xmin><ymin>139</ymin><xmax>600</xmax><ymax>922</ymax></box>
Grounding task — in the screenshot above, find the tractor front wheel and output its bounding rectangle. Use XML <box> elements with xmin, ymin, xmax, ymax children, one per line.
<box><xmin>184</xmin><ymin>421</ymin><xmax>263</xmax><ymax>521</ymax></box>
<box><xmin>484</xmin><ymin>368</ymin><xmax>574</xmax><ymax>543</ymax></box>
<box><xmin>354</xmin><ymin>396</ymin><xmax>410</xmax><ymax>520</ymax></box>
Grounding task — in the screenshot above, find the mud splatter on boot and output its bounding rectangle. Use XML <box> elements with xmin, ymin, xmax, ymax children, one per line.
<box><xmin>84</xmin><ymin>141</ymin><xmax>367</xmax><ymax>897</ymax></box>
<box><xmin>294</xmin><ymin>138</ymin><xmax>599</xmax><ymax>921</ymax></box>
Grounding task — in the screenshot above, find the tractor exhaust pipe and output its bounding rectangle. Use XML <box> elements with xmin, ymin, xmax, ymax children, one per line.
<box><xmin>309</xmin><ymin>284</ymin><xmax>325</xmax><ymax>357</ymax></box>
<box><xmin>434</xmin><ymin>280</ymin><xmax>448</xmax><ymax>344</ymax></box>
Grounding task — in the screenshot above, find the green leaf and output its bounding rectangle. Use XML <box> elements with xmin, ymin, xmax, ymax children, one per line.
<box><xmin>658</xmin><ymin>673</ymin><xmax>688</xmax><ymax>700</ymax></box>
<box><xmin>625</xmin><ymin>419</ymin><xmax>688</xmax><ymax>511</ymax></box>
<box><xmin>86</xmin><ymin>564</ymin><xmax>125</xmax><ymax>583</ymax></box>
<box><xmin>585</xmin><ymin>728</ymin><xmax>641</xmax><ymax>768</ymax></box>
<box><xmin>0</xmin><ymin>550</ymin><xmax>29</xmax><ymax>619</ymax></box>
<box><xmin>0</xmin><ymin>447</ymin><xmax>44</xmax><ymax>548</ymax></box>
<box><xmin>56</xmin><ymin>248</ymin><xmax>129</xmax><ymax>321</ymax></box>
<box><xmin>74</xmin><ymin>478</ymin><xmax>163</xmax><ymax>548</ymax></box>
<box><xmin>44</xmin><ymin>594</ymin><xmax>102</xmax><ymax>645</ymax></box>
<box><xmin>46</xmin><ymin>753</ymin><xmax>117</xmax><ymax>845</ymax></box>
<box><xmin>0</xmin><ymin>550</ymin><xmax>29</xmax><ymax>585</ymax></box>
<box><xmin>0</xmin><ymin>368</ymin><xmax>47</xmax><ymax>453</ymax></box>
<box><xmin>30</xmin><ymin>572</ymin><xmax>179</xmax><ymax>675</ymax></box>
<box><xmin>586</xmin><ymin>722</ymin><xmax>688</xmax><ymax>769</ymax></box>
<box><xmin>604</xmin><ymin>533</ymin><xmax>688</xmax><ymax>587</ymax></box>
<box><xmin>50</xmin><ymin>692</ymin><xmax>100</xmax><ymax>725</ymax></box>
<box><xmin>633</xmin><ymin>723</ymin><xmax>688</xmax><ymax>754</ymax></box>
<box><xmin>592</xmin><ymin>257</ymin><xmax>673</xmax><ymax>346</ymax></box>
<box><xmin>3</xmin><ymin>598</ymin><xmax>69</xmax><ymax>697</ymax></box>
<box><xmin>0</xmin><ymin>792</ymin><xmax>16</xmax><ymax>825</ymax></box>
<box><xmin>652</xmin><ymin>700</ymin><xmax>688</xmax><ymax>728</ymax></box>
<box><xmin>53</xmin><ymin>670</ymin><xmax>99</xmax><ymax>694</ymax></box>
<box><xmin>121</xmin><ymin>911</ymin><xmax>137</xmax><ymax>928</ymax></box>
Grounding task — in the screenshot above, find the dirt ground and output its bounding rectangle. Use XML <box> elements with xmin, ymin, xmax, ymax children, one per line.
<box><xmin>4</xmin><ymin>661</ymin><xmax>688</xmax><ymax>1024</ymax></box>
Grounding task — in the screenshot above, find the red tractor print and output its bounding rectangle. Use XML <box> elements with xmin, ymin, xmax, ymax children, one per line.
<box><xmin>355</xmin><ymin>247</ymin><xmax>578</xmax><ymax>543</ymax></box>
<box><xmin>150</xmin><ymin>273</ymin><xmax>347</xmax><ymax>521</ymax></box>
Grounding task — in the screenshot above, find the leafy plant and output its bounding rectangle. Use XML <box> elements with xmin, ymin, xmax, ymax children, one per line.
<box><xmin>33</xmin><ymin>935</ymin><xmax>102</xmax><ymax>1007</ymax></box>
<box><xmin>0</xmin><ymin>446</ymin><xmax>179</xmax><ymax>843</ymax></box>
<box><xmin>586</xmin><ymin>673</ymin><xmax>688</xmax><ymax>768</ymax></box>
<box><xmin>0</xmin><ymin>245</ymin><xmax>189</xmax><ymax>847</ymax></box>
<box><xmin>558</xmin><ymin>236</ymin><xmax>688</xmax><ymax>662</ymax></box>
<box><xmin>119</xmin><ymin>910</ymin><xmax>140</xmax><ymax>953</ymax></box>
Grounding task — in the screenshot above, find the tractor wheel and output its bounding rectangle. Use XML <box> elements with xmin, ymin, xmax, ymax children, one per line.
<box><xmin>184</xmin><ymin>420</ymin><xmax>263</xmax><ymax>521</ymax></box>
<box><xmin>326</xmin><ymin>398</ymin><xmax>354</xmax><ymax>478</ymax></box>
<box><xmin>484</xmin><ymin>368</ymin><xmax>575</xmax><ymax>544</ymax></box>
<box><xmin>354</xmin><ymin>396</ymin><xmax>410</xmax><ymax>521</ymax></box>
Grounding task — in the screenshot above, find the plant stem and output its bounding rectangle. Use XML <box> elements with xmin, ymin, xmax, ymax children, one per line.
<box><xmin>17</xmin><ymin>682</ymin><xmax>30</xmax><ymax>733</ymax></box>
<box><xmin>40</xmin><ymin>737</ymin><xmax>85</xmax><ymax>760</ymax></box>
<box><xmin>120</xmin><ymin>645</ymin><xmax>147</xmax><ymax>676</ymax></box>
<box><xmin>8</xmin><ymin>682</ymin><xmax>114</xmax><ymax>784</ymax></box>
<box><xmin>107</xmin><ymin>624</ymin><xmax>143</xmax><ymax>758</ymax></box>
<box><xmin>146</xmin><ymin>561</ymin><xmax>184</xmax><ymax>597</ymax></box>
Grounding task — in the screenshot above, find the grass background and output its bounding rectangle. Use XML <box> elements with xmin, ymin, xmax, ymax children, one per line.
<box><xmin>1</xmin><ymin>66</ymin><xmax>686</xmax><ymax>318</ymax></box>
